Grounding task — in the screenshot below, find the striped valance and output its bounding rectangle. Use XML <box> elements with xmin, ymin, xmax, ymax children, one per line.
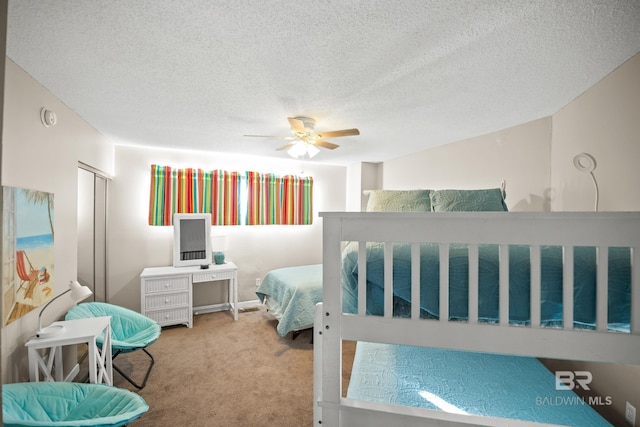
<box><xmin>149</xmin><ymin>166</ymin><xmax>312</xmax><ymax>226</ymax></box>
<box><xmin>281</xmin><ymin>174</ymin><xmax>313</xmax><ymax>225</ymax></box>
<box><xmin>245</xmin><ymin>172</ymin><xmax>313</xmax><ymax>225</ymax></box>
<box><xmin>148</xmin><ymin>165</ymin><xmax>241</xmax><ymax>226</ymax></box>
<box><xmin>246</xmin><ymin>172</ymin><xmax>282</xmax><ymax>225</ymax></box>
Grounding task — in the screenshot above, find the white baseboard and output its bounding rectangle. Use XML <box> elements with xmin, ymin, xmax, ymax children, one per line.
<box><xmin>238</xmin><ymin>299</ymin><xmax>262</xmax><ymax>311</ymax></box>
<box><xmin>192</xmin><ymin>299</ymin><xmax>263</xmax><ymax>316</ymax></box>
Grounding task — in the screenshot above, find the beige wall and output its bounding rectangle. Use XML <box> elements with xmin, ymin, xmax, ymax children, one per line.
<box><xmin>346</xmin><ymin>161</ymin><xmax>382</xmax><ymax>211</ymax></box>
<box><xmin>1</xmin><ymin>59</ymin><xmax>115</xmax><ymax>382</ymax></box>
<box><xmin>108</xmin><ymin>145</ymin><xmax>346</xmax><ymax>310</ymax></box>
<box><xmin>371</xmin><ymin>53</ymin><xmax>640</xmax><ymax>214</ymax></box>
<box><xmin>381</xmin><ymin>117</ymin><xmax>552</xmax><ymax>211</ymax></box>
<box><xmin>551</xmin><ymin>53</ymin><xmax>640</xmax><ymax>212</ymax></box>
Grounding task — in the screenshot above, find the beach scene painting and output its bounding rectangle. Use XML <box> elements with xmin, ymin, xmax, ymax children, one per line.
<box><xmin>2</xmin><ymin>186</ymin><xmax>54</xmax><ymax>326</ymax></box>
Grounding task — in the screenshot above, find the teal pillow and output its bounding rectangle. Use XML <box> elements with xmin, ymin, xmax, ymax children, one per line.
<box><xmin>364</xmin><ymin>189</ymin><xmax>432</xmax><ymax>212</ymax></box>
<box><xmin>430</xmin><ymin>188</ymin><xmax>508</xmax><ymax>212</ymax></box>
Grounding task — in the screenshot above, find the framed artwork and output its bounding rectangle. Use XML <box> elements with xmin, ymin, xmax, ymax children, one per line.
<box><xmin>2</xmin><ymin>186</ymin><xmax>54</xmax><ymax>326</ymax></box>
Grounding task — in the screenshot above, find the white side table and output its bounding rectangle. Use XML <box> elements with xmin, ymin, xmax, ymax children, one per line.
<box><xmin>25</xmin><ymin>316</ymin><xmax>113</xmax><ymax>385</ymax></box>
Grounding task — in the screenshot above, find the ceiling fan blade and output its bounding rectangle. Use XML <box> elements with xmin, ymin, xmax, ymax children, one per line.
<box><xmin>276</xmin><ymin>142</ymin><xmax>296</xmax><ymax>151</ymax></box>
<box><xmin>287</xmin><ymin>117</ymin><xmax>306</xmax><ymax>133</ymax></box>
<box><xmin>243</xmin><ymin>135</ymin><xmax>295</xmax><ymax>140</ymax></box>
<box><xmin>314</xmin><ymin>140</ymin><xmax>339</xmax><ymax>150</ymax></box>
<box><xmin>316</xmin><ymin>128</ymin><xmax>360</xmax><ymax>139</ymax></box>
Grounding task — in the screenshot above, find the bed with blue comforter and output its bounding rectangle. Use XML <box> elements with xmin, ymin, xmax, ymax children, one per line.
<box><xmin>256</xmin><ymin>264</ymin><xmax>322</xmax><ymax>337</ymax></box>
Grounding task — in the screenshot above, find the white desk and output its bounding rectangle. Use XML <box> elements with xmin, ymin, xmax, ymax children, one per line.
<box><xmin>140</xmin><ymin>262</ymin><xmax>238</xmax><ymax>328</ymax></box>
<box><xmin>25</xmin><ymin>316</ymin><xmax>113</xmax><ymax>385</ymax></box>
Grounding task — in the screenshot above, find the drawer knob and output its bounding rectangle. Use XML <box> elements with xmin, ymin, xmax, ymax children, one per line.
<box><xmin>211</xmin><ymin>274</ymin><xmax>217</xmax><ymax>279</ymax></box>
<box><xmin>165</xmin><ymin>283</ymin><xmax>170</xmax><ymax>288</ymax></box>
<box><xmin>165</xmin><ymin>299</ymin><xmax>170</xmax><ymax>304</ymax></box>
<box><xmin>165</xmin><ymin>314</ymin><xmax>170</xmax><ymax>319</ymax></box>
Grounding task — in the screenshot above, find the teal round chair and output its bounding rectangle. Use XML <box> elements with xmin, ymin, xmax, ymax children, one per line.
<box><xmin>2</xmin><ymin>382</ymin><xmax>148</xmax><ymax>426</ymax></box>
<box><xmin>66</xmin><ymin>302</ymin><xmax>161</xmax><ymax>390</ymax></box>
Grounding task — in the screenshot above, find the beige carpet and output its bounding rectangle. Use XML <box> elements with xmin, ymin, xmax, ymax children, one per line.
<box><xmin>104</xmin><ymin>306</ymin><xmax>355</xmax><ymax>426</ymax></box>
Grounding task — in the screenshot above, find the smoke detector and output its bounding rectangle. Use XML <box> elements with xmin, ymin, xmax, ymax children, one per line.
<box><xmin>40</xmin><ymin>107</ymin><xmax>57</xmax><ymax>127</ymax></box>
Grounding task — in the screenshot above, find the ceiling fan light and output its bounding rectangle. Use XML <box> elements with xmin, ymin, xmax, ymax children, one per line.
<box><xmin>287</xmin><ymin>142</ymin><xmax>306</xmax><ymax>158</ymax></box>
<box><xmin>307</xmin><ymin>144</ymin><xmax>320</xmax><ymax>158</ymax></box>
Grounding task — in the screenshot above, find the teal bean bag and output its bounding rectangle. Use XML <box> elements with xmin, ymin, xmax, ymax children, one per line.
<box><xmin>2</xmin><ymin>382</ymin><xmax>149</xmax><ymax>427</ymax></box>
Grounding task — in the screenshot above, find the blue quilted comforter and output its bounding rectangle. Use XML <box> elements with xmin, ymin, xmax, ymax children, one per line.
<box><xmin>256</xmin><ymin>264</ymin><xmax>322</xmax><ymax>336</ymax></box>
<box><xmin>342</xmin><ymin>242</ymin><xmax>631</xmax><ymax>330</ymax></box>
<box><xmin>347</xmin><ymin>341</ymin><xmax>612</xmax><ymax>426</ymax></box>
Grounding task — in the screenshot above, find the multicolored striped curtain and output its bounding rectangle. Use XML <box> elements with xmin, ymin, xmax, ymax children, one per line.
<box><xmin>148</xmin><ymin>165</ymin><xmax>241</xmax><ymax>226</ymax></box>
<box><xmin>245</xmin><ymin>171</ymin><xmax>313</xmax><ymax>225</ymax></box>
<box><xmin>211</xmin><ymin>170</ymin><xmax>241</xmax><ymax>226</ymax></box>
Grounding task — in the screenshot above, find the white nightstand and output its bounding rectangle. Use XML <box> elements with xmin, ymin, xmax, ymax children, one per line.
<box><xmin>25</xmin><ymin>316</ymin><xmax>113</xmax><ymax>385</ymax></box>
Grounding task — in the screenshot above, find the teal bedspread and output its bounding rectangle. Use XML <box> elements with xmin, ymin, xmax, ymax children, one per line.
<box><xmin>342</xmin><ymin>242</ymin><xmax>631</xmax><ymax>330</ymax></box>
<box><xmin>348</xmin><ymin>342</ymin><xmax>611</xmax><ymax>426</ymax></box>
<box><xmin>256</xmin><ymin>264</ymin><xmax>322</xmax><ymax>337</ymax></box>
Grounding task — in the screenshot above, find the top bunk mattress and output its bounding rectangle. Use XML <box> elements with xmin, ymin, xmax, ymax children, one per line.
<box><xmin>342</xmin><ymin>242</ymin><xmax>631</xmax><ymax>331</ymax></box>
<box><xmin>347</xmin><ymin>341</ymin><xmax>611</xmax><ymax>426</ymax></box>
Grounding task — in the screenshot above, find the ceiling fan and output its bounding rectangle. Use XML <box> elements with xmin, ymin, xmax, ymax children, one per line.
<box><xmin>244</xmin><ymin>117</ymin><xmax>360</xmax><ymax>158</ymax></box>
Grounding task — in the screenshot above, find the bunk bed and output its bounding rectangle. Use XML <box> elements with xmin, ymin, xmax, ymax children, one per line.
<box><xmin>313</xmin><ymin>210</ymin><xmax>640</xmax><ymax>426</ymax></box>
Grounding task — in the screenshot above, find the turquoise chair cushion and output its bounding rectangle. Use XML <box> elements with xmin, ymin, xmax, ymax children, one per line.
<box><xmin>65</xmin><ymin>302</ymin><xmax>160</xmax><ymax>354</ymax></box>
<box><xmin>2</xmin><ymin>382</ymin><xmax>149</xmax><ymax>427</ymax></box>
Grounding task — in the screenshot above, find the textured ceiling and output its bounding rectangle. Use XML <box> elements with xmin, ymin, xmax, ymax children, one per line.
<box><xmin>7</xmin><ymin>1</ymin><xmax>640</xmax><ymax>166</ymax></box>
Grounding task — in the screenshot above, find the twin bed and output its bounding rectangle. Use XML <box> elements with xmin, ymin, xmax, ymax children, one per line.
<box><xmin>256</xmin><ymin>263</ymin><xmax>322</xmax><ymax>337</ymax></box>
<box><xmin>312</xmin><ymin>189</ymin><xmax>640</xmax><ymax>426</ymax></box>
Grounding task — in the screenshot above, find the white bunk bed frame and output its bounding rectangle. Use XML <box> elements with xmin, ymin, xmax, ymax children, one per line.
<box><xmin>314</xmin><ymin>211</ymin><xmax>640</xmax><ymax>427</ymax></box>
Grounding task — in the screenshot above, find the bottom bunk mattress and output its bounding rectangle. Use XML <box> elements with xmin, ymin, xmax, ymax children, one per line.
<box><xmin>347</xmin><ymin>341</ymin><xmax>611</xmax><ymax>426</ymax></box>
<box><xmin>256</xmin><ymin>264</ymin><xmax>322</xmax><ymax>337</ymax></box>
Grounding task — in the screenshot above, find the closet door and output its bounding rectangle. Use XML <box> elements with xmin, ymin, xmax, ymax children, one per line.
<box><xmin>77</xmin><ymin>166</ymin><xmax>108</xmax><ymax>302</ymax></box>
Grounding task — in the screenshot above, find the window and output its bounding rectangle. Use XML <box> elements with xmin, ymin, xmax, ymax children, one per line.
<box><xmin>149</xmin><ymin>166</ymin><xmax>312</xmax><ymax>226</ymax></box>
<box><xmin>149</xmin><ymin>165</ymin><xmax>241</xmax><ymax>226</ymax></box>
